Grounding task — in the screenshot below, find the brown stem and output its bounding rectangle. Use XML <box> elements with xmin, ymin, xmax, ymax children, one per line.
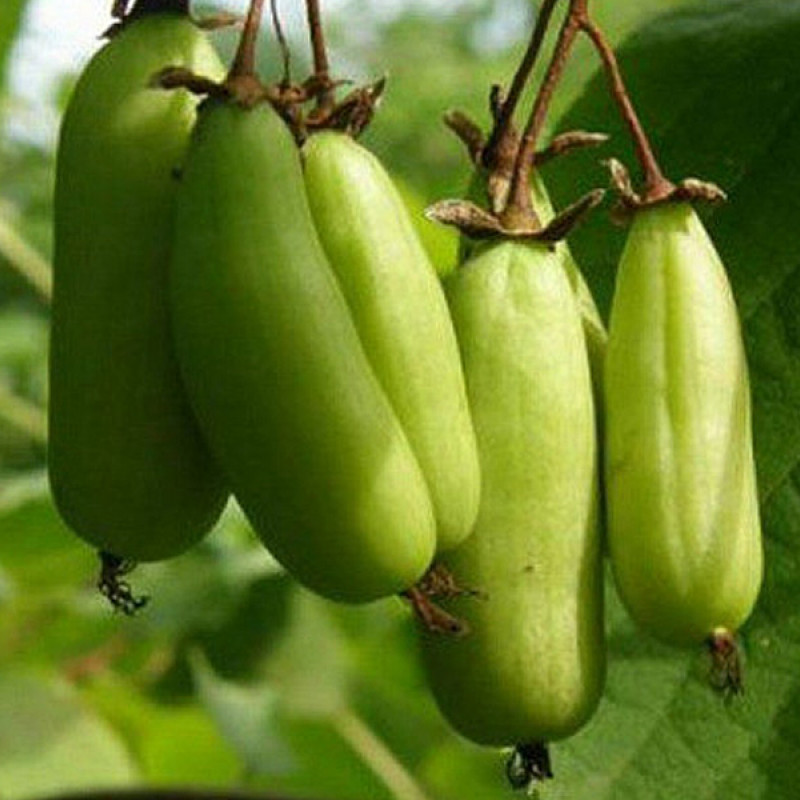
<box><xmin>579</xmin><ymin>14</ymin><xmax>673</xmax><ymax>202</ymax></box>
<box><xmin>306</xmin><ymin>0</ymin><xmax>335</xmax><ymax>110</ymax></box>
<box><xmin>229</xmin><ymin>0</ymin><xmax>266</xmax><ymax>80</ymax></box>
<box><xmin>270</xmin><ymin>0</ymin><xmax>292</xmax><ymax>86</ymax></box>
<box><xmin>504</xmin><ymin>0</ymin><xmax>583</xmax><ymax>226</ymax></box>
<box><xmin>483</xmin><ymin>0</ymin><xmax>561</xmax><ymax>169</ymax></box>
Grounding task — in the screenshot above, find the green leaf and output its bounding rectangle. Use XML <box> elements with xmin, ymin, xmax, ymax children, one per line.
<box><xmin>128</xmin><ymin>502</ymin><xmax>281</xmax><ymax>638</ymax></box>
<box><xmin>190</xmin><ymin>650</ymin><xmax>294</xmax><ymax>776</ymax></box>
<box><xmin>85</xmin><ymin>675</ymin><xmax>241</xmax><ymax>786</ymax></box>
<box><xmin>192</xmin><ymin>592</ymin><xmax>432</xmax><ymax>800</ymax></box>
<box><xmin>0</xmin><ymin>472</ymin><xmax>95</xmax><ymax>591</ymax></box>
<box><xmin>535</xmin><ymin>0</ymin><xmax>800</xmax><ymax>796</ymax></box>
<box><xmin>395</xmin><ymin>178</ymin><xmax>458</xmax><ymax>278</ymax></box>
<box><xmin>0</xmin><ymin>0</ymin><xmax>27</xmax><ymax>94</ymax></box>
<box><xmin>263</xmin><ymin>587</ymin><xmax>350</xmax><ymax>718</ymax></box>
<box><xmin>0</xmin><ymin>671</ymin><xmax>137</xmax><ymax>800</ymax></box>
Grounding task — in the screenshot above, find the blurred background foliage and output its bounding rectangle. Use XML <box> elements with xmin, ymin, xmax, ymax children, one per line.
<box><xmin>2</xmin><ymin>1</ymin><xmax>799</xmax><ymax>799</ymax></box>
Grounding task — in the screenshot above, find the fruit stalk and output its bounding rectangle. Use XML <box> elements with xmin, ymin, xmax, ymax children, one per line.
<box><xmin>229</xmin><ymin>0</ymin><xmax>265</xmax><ymax>80</ymax></box>
<box><xmin>576</xmin><ymin>6</ymin><xmax>673</xmax><ymax>202</ymax></box>
<box><xmin>504</xmin><ymin>0</ymin><xmax>583</xmax><ymax>227</ymax></box>
<box><xmin>482</xmin><ymin>0</ymin><xmax>561</xmax><ymax>172</ymax></box>
<box><xmin>305</xmin><ymin>0</ymin><xmax>335</xmax><ymax>110</ymax></box>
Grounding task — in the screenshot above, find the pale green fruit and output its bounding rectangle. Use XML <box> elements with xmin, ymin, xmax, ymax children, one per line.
<box><xmin>170</xmin><ymin>101</ymin><xmax>436</xmax><ymax>603</ymax></box>
<box><xmin>50</xmin><ymin>12</ymin><xmax>228</xmax><ymax>561</ymax></box>
<box><xmin>303</xmin><ymin>132</ymin><xmax>480</xmax><ymax>553</ymax></box>
<box><xmin>421</xmin><ymin>240</ymin><xmax>604</xmax><ymax>747</ymax></box>
<box><xmin>605</xmin><ymin>202</ymin><xmax>762</xmax><ymax>646</ymax></box>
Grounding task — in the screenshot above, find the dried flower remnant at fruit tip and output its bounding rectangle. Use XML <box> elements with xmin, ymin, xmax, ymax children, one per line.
<box><xmin>99</xmin><ymin>551</ymin><xmax>149</xmax><ymax>615</ymax></box>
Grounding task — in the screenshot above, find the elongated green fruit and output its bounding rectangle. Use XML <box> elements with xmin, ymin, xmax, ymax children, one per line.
<box><xmin>421</xmin><ymin>240</ymin><xmax>604</xmax><ymax>746</ymax></box>
<box><xmin>460</xmin><ymin>169</ymin><xmax>607</xmax><ymax>404</ymax></box>
<box><xmin>49</xmin><ymin>12</ymin><xmax>228</xmax><ymax>562</ymax></box>
<box><xmin>605</xmin><ymin>203</ymin><xmax>762</xmax><ymax>646</ymax></box>
<box><xmin>394</xmin><ymin>179</ymin><xmax>459</xmax><ymax>278</ymax></box>
<box><xmin>170</xmin><ymin>100</ymin><xmax>437</xmax><ymax>603</ymax></box>
<box><xmin>528</xmin><ymin>173</ymin><xmax>607</xmax><ymax>401</ymax></box>
<box><xmin>303</xmin><ymin>132</ymin><xmax>480</xmax><ymax>553</ymax></box>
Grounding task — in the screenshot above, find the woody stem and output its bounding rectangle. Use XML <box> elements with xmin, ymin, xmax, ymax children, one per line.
<box><xmin>505</xmin><ymin>0</ymin><xmax>583</xmax><ymax>225</ymax></box>
<box><xmin>306</xmin><ymin>0</ymin><xmax>335</xmax><ymax>110</ymax></box>
<box><xmin>484</xmin><ymin>0</ymin><xmax>561</xmax><ymax>169</ymax></box>
<box><xmin>229</xmin><ymin>0</ymin><xmax>266</xmax><ymax>80</ymax></box>
<box><xmin>578</xmin><ymin>13</ymin><xmax>673</xmax><ymax>201</ymax></box>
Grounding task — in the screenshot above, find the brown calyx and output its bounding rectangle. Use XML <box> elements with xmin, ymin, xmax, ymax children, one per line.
<box><xmin>98</xmin><ymin>551</ymin><xmax>149</xmax><ymax>616</ymax></box>
<box><xmin>506</xmin><ymin>741</ymin><xmax>554</xmax><ymax>791</ymax></box>
<box><xmin>401</xmin><ymin>563</ymin><xmax>483</xmax><ymax>637</ymax></box>
<box><xmin>426</xmin><ymin>188</ymin><xmax>605</xmax><ymax>244</ymax></box>
<box><xmin>707</xmin><ymin>628</ymin><xmax>745</xmax><ymax>698</ymax></box>
<box><xmin>607</xmin><ymin>158</ymin><xmax>727</xmax><ymax>224</ymax></box>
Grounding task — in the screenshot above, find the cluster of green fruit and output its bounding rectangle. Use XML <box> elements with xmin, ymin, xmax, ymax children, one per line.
<box><xmin>48</xmin><ymin>0</ymin><xmax>763</xmax><ymax>786</ymax></box>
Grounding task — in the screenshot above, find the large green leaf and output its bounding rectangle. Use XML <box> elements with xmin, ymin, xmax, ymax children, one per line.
<box><xmin>0</xmin><ymin>671</ymin><xmax>137</xmax><ymax>800</ymax></box>
<box><xmin>191</xmin><ymin>588</ymin><xmax>401</xmax><ymax>800</ymax></box>
<box><xmin>84</xmin><ymin>675</ymin><xmax>241</xmax><ymax>785</ymax></box>
<box><xmin>520</xmin><ymin>0</ymin><xmax>800</xmax><ymax>796</ymax></box>
<box><xmin>0</xmin><ymin>0</ymin><xmax>27</xmax><ymax>93</ymax></box>
<box><xmin>0</xmin><ymin>472</ymin><xmax>94</xmax><ymax>590</ymax></box>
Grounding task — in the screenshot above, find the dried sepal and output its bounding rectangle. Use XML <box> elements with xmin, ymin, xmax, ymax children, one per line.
<box><xmin>606</xmin><ymin>157</ymin><xmax>726</xmax><ymax>223</ymax></box>
<box><xmin>428</xmin><ymin>189</ymin><xmax>604</xmax><ymax>244</ymax></box>
<box><xmin>535</xmin><ymin>130</ymin><xmax>609</xmax><ymax>166</ymax></box>
<box><xmin>505</xmin><ymin>743</ymin><xmax>554</xmax><ymax>791</ymax></box>
<box><xmin>151</xmin><ymin>65</ymin><xmax>222</xmax><ymax>94</ymax></box>
<box><xmin>306</xmin><ymin>77</ymin><xmax>386</xmax><ymax>138</ymax></box>
<box><xmin>487</xmin><ymin>170</ymin><xmax>513</xmax><ymax>216</ymax></box>
<box><xmin>607</xmin><ymin>157</ymin><xmax>638</xmax><ymax>208</ymax></box>
<box><xmin>402</xmin><ymin>585</ymin><xmax>469</xmax><ymax>636</ymax></box>
<box><xmin>443</xmin><ymin>110</ymin><xmax>486</xmax><ymax>166</ymax></box>
<box><xmin>417</xmin><ymin>563</ymin><xmax>486</xmax><ymax>601</ymax></box>
<box><xmin>426</xmin><ymin>200</ymin><xmax>506</xmax><ymax>239</ymax></box>
<box><xmin>537</xmin><ymin>188</ymin><xmax>606</xmax><ymax>242</ymax></box>
<box><xmin>673</xmin><ymin>178</ymin><xmax>727</xmax><ymax>205</ymax></box>
<box><xmin>152</xmin><ymin>66</ymin><xmax>272</xmax><ymax>110</ymax></box>
<box><xmin>193</xmin><ymin>12</ymin><xmax>243</xmax><ymax>30</ymax></box>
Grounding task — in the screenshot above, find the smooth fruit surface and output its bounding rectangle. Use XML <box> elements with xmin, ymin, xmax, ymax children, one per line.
<box><xmin>170</xmin><ymin>101</ymin><xmax>436</xmax><ymax>603</ymax></box>
<box><xmin>49</xmin><ymin>14</ymin><xmax>227</xmax><ymax>561</ymax></box>
<box><xmin>303</xmin><ymin>132</ymin><xmax>480</xmax><ymax>553</ymax></box>
<box><xmin>421</xmin><ymin>240</ymin><xmax>604</xmax><ymax>746</ymax></box>
<box><xmin>604</xmin><ymin>202</ymin><xmax>762</xmax><ymax>646</ymax></box>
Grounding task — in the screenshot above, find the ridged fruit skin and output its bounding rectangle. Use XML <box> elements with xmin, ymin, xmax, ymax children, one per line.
<box><xmin>461</xmin><ymin>169</ymin><xmax>607</xmax><ymax>405</ymax></box>
<box><xmin>49</xmin><ymin>14</ymin><xmax>228</xmax><ymax>561</ymax></box>
<box><xmin>421</xmin><ymin>241</ymin><xmax>605</xmax><ymax>746</ymax></box>
<box><xmin>605</xmin><ymin>203</ymin><xmax>763</xmax><ymax>646</ymax></box>
<box><xmin>169</xmin><ymin>101</ymin><xmax>437</xmax><ymax>603</ymax></box>
<box><xmin>302</xmin><ymin>132</ymin><xmax>480</xmax><ymax>553</ymax></box>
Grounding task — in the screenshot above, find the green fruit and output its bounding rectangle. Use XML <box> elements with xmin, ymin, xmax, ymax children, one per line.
<box><xmin>49</xmin><ymin>12</ymin><xmax>228</xmax><ymax>562</ymax></box>
<box><xmin>604</xmin><ymin>203</ymin><xmax>762</xmax><ymax>646</ymax></box>
<box><xmin>421</xmin><ymin>240</ymin><xmax>604</xmax><ymax>746</ymax></box>
<box><xmin>302</xmin><ymin>132</ymin><xmax>480</xmax><ymax>553</ymax></box>
<box><xmin>170</xmin><ymin>100</ymin><xmax>437</xmax><ymax>603</ymax></box>
<box><xmin>528</xmin><ymin>173</ymin><xmax>607</xmax><ymax>406</ymax></box>
<box><xmin>394</xmin><ymin>178</ymin><xmax>459</xmax><ymax>278</ymax></box>
<box><xmin>461</xmin><ymin>168</ymin><xmax>607</xmax><ymax>406</ymax></box>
